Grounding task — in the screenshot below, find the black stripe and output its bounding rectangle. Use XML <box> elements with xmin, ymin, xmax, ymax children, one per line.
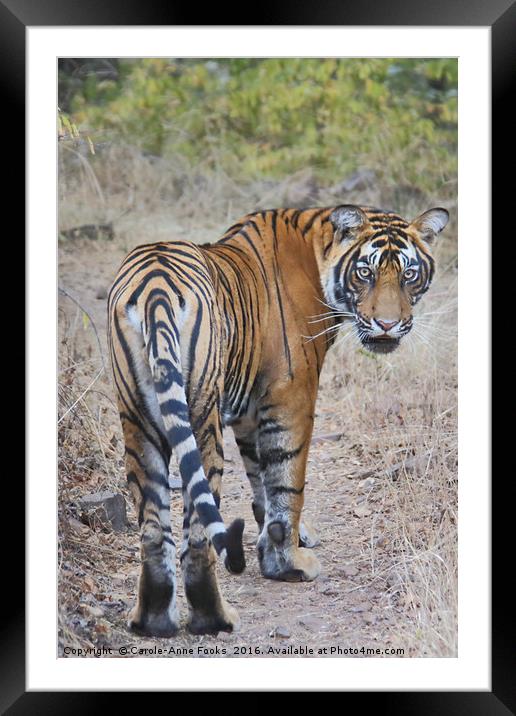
<box><xmin>302</xmin><ymin>208</ymin><xmax>326</xmax><ymax>235</ymax></box>
<box><xmin>168</xmin><ymin>425</ymin><xmax>191</xmax><ymax>446</ymax></box>
<box><xmin>161</xmin><ymin>399</ymin><xmax>189</xmax><ymax>420</ymax></box>
<box><xmin>260</xmin><ymin>443</ymin><xmax>304</xmax><ymax>469</ymax></box>
<box><xmin>267</xmin><ymin>483</ymin><xmax>305</xmax><ymax>496</ymax></box>
<box><xmin>273</xmin><ymin>271</ymin><xmax>293</xmax><ymax>379</ymax></box>
<box><xmin>179</xmin><ymin>450</ymin><xmax>202</xmax><ymax>479</ymax></box>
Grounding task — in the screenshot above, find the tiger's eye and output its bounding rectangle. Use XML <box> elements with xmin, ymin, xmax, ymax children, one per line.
<box><xmin>403</xmin><ymin>268</ymin><xmax>418</xmax><ymax>281</ymax></box>
<box><xmin>357</xmin><ymin>266</ymin><xmax>372</xmax><ymax>280</ymax></box>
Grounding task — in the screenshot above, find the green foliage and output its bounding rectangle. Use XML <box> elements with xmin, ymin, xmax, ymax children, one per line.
<box><xmin>65</xmin><ymin>58</ymin><xmax>457</xmax><ymax>191</ymax></box>
<box><xmin>58</xmin><ymin>108</ymin><xmax>80</xmax><ymax>140</ymax></box>
<box><xmin>58</xmin><ymin>107</ymin><xmax>95</xmax><ymax>154</ymax></box>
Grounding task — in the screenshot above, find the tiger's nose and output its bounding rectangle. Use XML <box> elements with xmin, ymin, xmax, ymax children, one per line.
<box><xmin>376</xmin><ymin>318</ymin><xmax>398</xmax><ymax>332</ymax></box>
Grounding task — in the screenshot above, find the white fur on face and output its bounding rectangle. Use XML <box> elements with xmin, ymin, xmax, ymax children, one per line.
<box><xmin>359</xmin><ymin>240</ymin><xmax>418</xmax><ymax>270</ymax></box>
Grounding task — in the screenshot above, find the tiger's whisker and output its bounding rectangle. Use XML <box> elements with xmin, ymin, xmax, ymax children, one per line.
<box><xmin>302</xmin><ymin>323</ymin><xmax>342</xmax><ymax>343</ymax></box>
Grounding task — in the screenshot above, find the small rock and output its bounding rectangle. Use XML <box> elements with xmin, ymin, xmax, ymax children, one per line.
<box><xmin>341</xmin><ymin>565</ymin><xmax>359</xmax><ymax>578</ymax></box>
<box><xmin>95</xmin><ymin>286</ymin><xmax>108</xmax><ymax>300</ymax></box>
<box><xmin>317</xmin><ymin>574</ymin><xmax>331</xmax><ymax>584</ymax></box>
<box><xmin>239</xmin><ymin>586</ymin><xmax>259</xmax><ymax>597</ymax></box>
<box><xmin>349</xmin><ymin>601</ymin><xmax>372</xmax><ymax>613</ymax></box>
<box><xmin>362</xmin><ymin>612</ymin><xmax>376</xmax><ymax>624</ymax></box>
<box><xmin>270</xmin><ymin>625</ymin><xmax>291</xmax><ymax>639</ymax></box>
<box><xmin>78</xmin><ymin>491</ymin><xmax>128</xmax><ymax>532</ymax></box>
<box><xmin>354</xmin><ymin>504</ymin><xmax>372</xmax><ymax>518</ymax></box>
<box><xmin>217</xmin><ymin>631</ymin><xmax>233</xmax><ymax>642</ymax></box>
<box><xmin>317</xmin><ymin>583</ymin><xmax>339</xmax><ymax>596</ymax></box>
<box><xmin>359</xmin><ymin>477</ymin><xmax>376</xmax><ymax>489</ymax></box>
<box><xmin>298</xmin><ymin>616</ymin><xmax>325</xmax><ymax>632</ymax></box>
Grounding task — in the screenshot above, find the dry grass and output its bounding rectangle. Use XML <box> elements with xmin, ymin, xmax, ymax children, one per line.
<box><xmin>58</xmin><ymin>146</ymin><xmax>457</xmax><ymax>657</ymax></box>
<box><xmin>59</xmin><ymin>143</ymin><xmax>457</xmax><ymax>251</ymax></box>
<box><xmin>318</xmin><ymin>263</ymin><xmax>458</xmax><ymax>656</ymax></box>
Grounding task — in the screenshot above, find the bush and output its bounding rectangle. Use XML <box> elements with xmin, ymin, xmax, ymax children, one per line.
<box><xmin>62</xmin><ymin>58</ymin><xmax>457</xmax><ymax>194</ymax></box>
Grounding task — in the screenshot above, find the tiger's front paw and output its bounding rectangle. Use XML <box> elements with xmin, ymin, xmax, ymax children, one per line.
<box><xmin>258</xmin><ymin>522</ymin><xmax>320</xmax><ymax>582</ymax></box>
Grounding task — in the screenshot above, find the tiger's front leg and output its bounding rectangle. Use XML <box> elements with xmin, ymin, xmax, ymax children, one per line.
<box><xmin>256</xmin><ymin>389</ymin><xmax>321</xmax><ymax>582</ymax></box>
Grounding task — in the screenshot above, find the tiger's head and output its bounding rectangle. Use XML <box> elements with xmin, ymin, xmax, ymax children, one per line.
<box><xmin>321</xmin><ymin>205</ymin><xmax>449</xmax><ymax>354</ymax></box>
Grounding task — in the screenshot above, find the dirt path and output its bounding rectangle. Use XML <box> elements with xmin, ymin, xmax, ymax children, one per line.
<box><xmin>58</xmin><ymin>237</ymin><xmax>457</xmax><ymax>659</ymax></box>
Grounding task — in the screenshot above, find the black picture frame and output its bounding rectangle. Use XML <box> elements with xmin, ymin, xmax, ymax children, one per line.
<box><xmin>10</xmin><ymin>0</ymin><xmax>510</xmax><ymax>711</ymax></box>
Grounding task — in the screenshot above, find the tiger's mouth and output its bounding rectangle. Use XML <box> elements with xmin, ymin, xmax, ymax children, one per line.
<box><xmin>360</xmin><ymin>335</ymin><xmax>401</xmax><ymax>354</ymax></box>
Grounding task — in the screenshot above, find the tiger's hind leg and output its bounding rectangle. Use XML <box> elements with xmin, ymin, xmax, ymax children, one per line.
<box><xmin>180</xmin><ymin>401</ymin><xmax>240</xmax><ymax>635</ymax></box>
<box><xmin>122</xmin><ymin>417</ymin><xmax>180</xmax><ymax>637</ymax></box>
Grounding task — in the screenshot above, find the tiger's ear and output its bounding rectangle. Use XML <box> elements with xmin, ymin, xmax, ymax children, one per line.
<box><xmin>410</xmin><ymin>208</ymin><xmax>449</xmax><ymax>244</ymax></box>
<box><xmin>330</xmin><ymin>205</ymin><xmax>369</xmax><ymax>242</ymax></box>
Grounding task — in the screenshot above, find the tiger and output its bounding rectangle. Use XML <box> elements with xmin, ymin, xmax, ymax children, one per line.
<box><xmin>107</xmin><ymin>203</ymin><xmax>449</xmax><ymax>637</ymax></box>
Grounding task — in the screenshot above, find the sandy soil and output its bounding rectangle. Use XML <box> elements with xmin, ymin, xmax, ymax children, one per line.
<box><xmin>58</xmin><ymin>233</ymin><xmax>457</xmax><ymax>659</ymax></box>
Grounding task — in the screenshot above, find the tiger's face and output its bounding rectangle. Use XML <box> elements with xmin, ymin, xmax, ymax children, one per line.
<box><xmin>322</xmin><ymin>205</ymin><xmax>449</xmax><ymax>354</ymax></box>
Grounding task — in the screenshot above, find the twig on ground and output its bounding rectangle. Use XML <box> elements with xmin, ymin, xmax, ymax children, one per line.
<box><xmin>311</xmin><ymin>431</ymin><xmax>345</xmax><ymax>445</ymax></box>
<box><xmin>349</xmin><ymin>450</ymin><xmax>434</xmax><ymax>481</ymax></box>
<box><xmin>58</xmin><ymin>286</ymin><xmax>106</xmax><ymax>370</ymax></box>
<box><xmin>58</xmin><ymin>366</ymin><xmax>105</xmax><ymax>425</ymax></box>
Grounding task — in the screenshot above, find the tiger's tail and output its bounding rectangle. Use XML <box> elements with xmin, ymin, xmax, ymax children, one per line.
<box><xmin>140</xmin><ymin>298</ymin><xmax>246</xmax><ymax>576</ymax></box>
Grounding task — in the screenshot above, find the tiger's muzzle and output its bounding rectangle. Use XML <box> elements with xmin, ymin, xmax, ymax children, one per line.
<box><xmin>357</xmin><ymin>315</ymin><xmax>413</xmax><ymax>354</ymax></box>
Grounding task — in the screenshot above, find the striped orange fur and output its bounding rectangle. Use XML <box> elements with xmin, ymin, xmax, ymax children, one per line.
<box><xmin>108</xmin><ymin>204</ymin><xmax>448</xmax><ymax>635</ymax></box>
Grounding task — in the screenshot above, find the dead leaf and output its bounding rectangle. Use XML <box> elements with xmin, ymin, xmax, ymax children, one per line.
<box><xmin>68</xmin><ymin>517</ymin><xmax>89</xmax><ymax>536</ymax></box>
<box><xmin>79</xmin><ymin>603</ymin><xmax>103</xmax><ymax>618</ymax></box>
<box><xmin>95</xmin><ymin>621</ymin><xmax>111</xmax><ymax>635</ymax></box>
<box><xmin>83</xmin><ymin>575</ymin><xmax>96</xmax><ymax>592</ymax></box>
